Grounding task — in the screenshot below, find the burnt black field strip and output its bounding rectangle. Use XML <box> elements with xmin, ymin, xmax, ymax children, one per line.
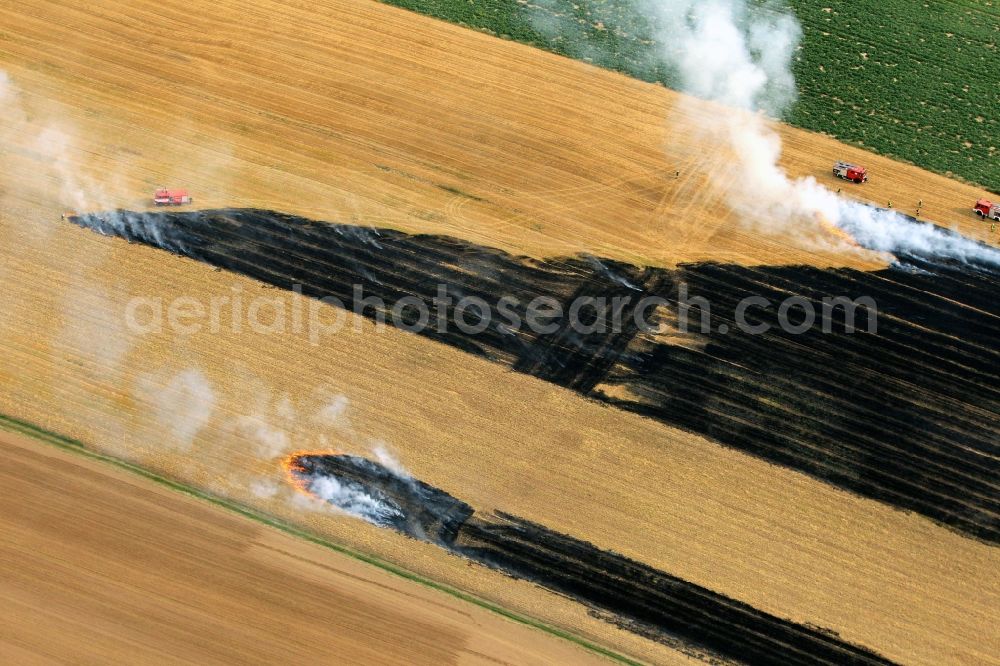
<box><xmin>287</xmin><ymin>453</ymin><xmax>896</xmax><ymax>666</ymax></box>
<box><xmin>72</xmin><ymin>209</ymin><xmax>1000</xmax><ymax>542</ymax></box>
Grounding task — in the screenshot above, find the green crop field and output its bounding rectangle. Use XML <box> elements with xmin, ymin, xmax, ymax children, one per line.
<box><xmin>788</xmin><ymin>2</ymin><xmax>998</xmax><ymax>193</ymax></box>
<box><xmin>381</xmin><ymin>0</ymin><xmax>1000</xmax><ymax>193</ymax></box>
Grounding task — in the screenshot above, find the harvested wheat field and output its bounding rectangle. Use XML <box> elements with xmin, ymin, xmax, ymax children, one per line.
<box><xmin>0</xmin><ymin>0</ymin><xmax>997</xmax><ymax>664</ymax></box>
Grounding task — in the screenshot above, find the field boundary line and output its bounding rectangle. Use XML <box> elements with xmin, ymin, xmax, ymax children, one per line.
<box><xmin>0</xmin><ymin>412</ymin><xmax>643</xmax><ymax>666</ymax></box>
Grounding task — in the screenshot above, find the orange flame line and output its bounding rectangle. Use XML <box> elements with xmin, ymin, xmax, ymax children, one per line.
<box><xmin>280</xmin><ymin>450</ymin><xmax>343</xmax><ymax>499</ymax></box>
<box><xmin>816</xmin><ymin>213</ymin><xmax>861</xmax><ymax>248</ymax></box>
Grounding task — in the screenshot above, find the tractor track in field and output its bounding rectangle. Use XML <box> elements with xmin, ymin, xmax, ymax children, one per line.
<box><xmin>286</xmin><ymin>452</ymin><xmax>896</xmax><ymax>666</ymax></box>
<box><xmin>71</xmin><ymin>209</ymin><xmax>1000</xmax><ymax>543</ymax></box>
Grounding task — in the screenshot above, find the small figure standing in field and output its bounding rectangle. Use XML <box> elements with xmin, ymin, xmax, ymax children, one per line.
<box><xmin>887</xmin><ymin>200</ymin><xmax>893</xmax><ymax>209</ymax></box>
<box><xmin>992</xmin><ymin>223</ymin><xmax>996</xmax><ymax>234</ymax></box>
<box><xmin>675</xmin><ymin>170</ymin><xmax>680</xmax><ymax>178</ymax></box>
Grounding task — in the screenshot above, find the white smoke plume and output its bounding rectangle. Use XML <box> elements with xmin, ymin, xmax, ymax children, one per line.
<box><xmin>0</xmin><ymin>70</ymin><xmax>28</xmax><ymax>145</ymax></box>
<box><xmin>36</xmin><ymin>125</ymin><xmax>117</xmax><ymax>212</ymax></box>
<box><xmin>135</xmin><ymin>368</ymin><xmax>216</xmax><ymax>451</ymax></box>
<box><xmin>649</xmin><ymin>1</ymin><xmax>1000</xmax><ymax>266</ymax></box>
<box><xmin>224</xmin><ymin>383</ymin><xmax>302</xmax><ymax>460</ymax></box>
<box><xmin>0</xmin><ymin>69</ymin><xmax>125</xmax><ymax>212</ymax></box>
<box><xmin>662</xmin><ymin>1</ymin><xmax>1000</xmax><ymax>266</ymax></box>
<box><xmin>371</xmin><ymin>442</ymin><xmax>412</xmax><ymax>480</ymax></box>
<box><xmin>643</xmin><ymin>0</ymin><xmax>800</xmax><ymax>115</ymax></box>
<box><xmin>288</xmin><ymin>439</ymin><xmax>417</xmax><ymax>529</ymax></box>
<box><xmin>232</xmin><ymin>414</ymin><xmax>291</xmax><ymax>459</ymax></box>
<box><xmin>303</xmin><ymin>473</ymin><xmax>404</xmax><ymax>527</ymax></box>
<box><xmin>836</xmin><ymin>199</ymin><xmax>1000</xmax><ymax>265</ymax></box>
<box><xmin>315</xmin><ymin>394</ymin><xmax>350</xmax><ymax>427</ymax></box>
<box><xmin>529</xmin><ymin>2</ymin><xmax>1000</xmax><ymax>266</ymax></box>
<box><xmin>250</xmin><ymin>478</ymin><xmax>280</xmax><ymax>499</ymax></box>
<box><xmin>219</xmin><ymin>385</ymin><xmax>407</xmax><ymax>529</ymax></box>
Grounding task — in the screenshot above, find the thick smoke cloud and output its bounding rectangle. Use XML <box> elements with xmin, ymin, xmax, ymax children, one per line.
<box><xmin>837</xmin><ymin>200</ymin><xmax>1000</xmax><ymax>265</ymax></box>
<box><xmin>642</xmin><ymin>0</ymin><xmax>800</xmax><ymax>116</ymax></box>
<box><xmin>303</xmin><ymin>472</ymin><xmax>404</xmax><ymax>527</ymax></box>
<box><xmin>528</xmin><ymin>1</ymin><xmax>1000</xmax><ymax>266</ymax></box>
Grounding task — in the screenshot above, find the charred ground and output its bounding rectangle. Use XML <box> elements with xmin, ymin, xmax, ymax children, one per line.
<box><xmin>288</xmin><ymin>452</ymin><xmax>895</xmax><ymax>665</ymax></box>
<box><xmin>72</xmin><ymin>209</ymin><xmax>1000</xmax><ymax>542</ymax></box>
<box><xmin>286</xmin><ymin>453</ymin><xmax>474</xmax><ymax>543</ymax></box>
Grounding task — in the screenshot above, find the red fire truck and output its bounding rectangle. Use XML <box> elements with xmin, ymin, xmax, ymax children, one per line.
<box><xmin>153</xmin><ymin>188</ymin><xmax>193</xmax><ymax>206</ymax></box>
<box><xmin>833</xmin><ymin>162</ymin><xmax>868</xmax><ymax>184</ymax></box>
<box><xmin>973</xmin><ymin>199</ymin><xmax>1000</xmax><ymax>221</ymax></box>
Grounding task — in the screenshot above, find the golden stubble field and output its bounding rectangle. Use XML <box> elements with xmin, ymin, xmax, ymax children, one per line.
<box><xmin>0</xmin><ymin>0</ymin><xmax>997</xmax><ymax>664</ymax></box>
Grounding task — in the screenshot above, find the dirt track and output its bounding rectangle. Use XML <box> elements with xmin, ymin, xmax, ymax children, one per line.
<box><xmin>1</xmin><ymin>0</ymin><xmax>999</xmax><ymax>664</ymax></box>
<box><xmin>0</xmin><ymin>429</ymin><xmax>617</xmax><ymax>665</ymax></box>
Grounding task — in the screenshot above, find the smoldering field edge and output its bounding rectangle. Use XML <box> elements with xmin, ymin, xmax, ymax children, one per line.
<box><xmin>68</xmin><ymin>207</ymin><xmax>1000</xmax><ymax>543</ymax></box>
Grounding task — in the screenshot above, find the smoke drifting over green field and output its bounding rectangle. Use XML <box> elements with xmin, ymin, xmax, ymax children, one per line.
<box><xmin>379</xmin><ymin>0</ymin><xmax>1000</xmax><ymax>192</ymax></box>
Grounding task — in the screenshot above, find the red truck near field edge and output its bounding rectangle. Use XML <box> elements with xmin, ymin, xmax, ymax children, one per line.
<box><xmin>974</xmin><ymin>199</ymin><xmax>1000</xmax><ymax>221</ymax></box>
<box><xmin>154</xmin><ymin>188</ymin><xmax>192</xmax><ymax>206</ymax></box>
<box><xmin>833</xmin><ymin>162</ymin><xmax>868</xmax><ymax>184</ymax></box>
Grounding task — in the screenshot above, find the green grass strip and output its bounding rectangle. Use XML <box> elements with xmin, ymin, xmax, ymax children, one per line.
<box><xmin>0</xmin><ymin>412</ymin><xmax>642</xmax><ymax>666</ymax></box>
